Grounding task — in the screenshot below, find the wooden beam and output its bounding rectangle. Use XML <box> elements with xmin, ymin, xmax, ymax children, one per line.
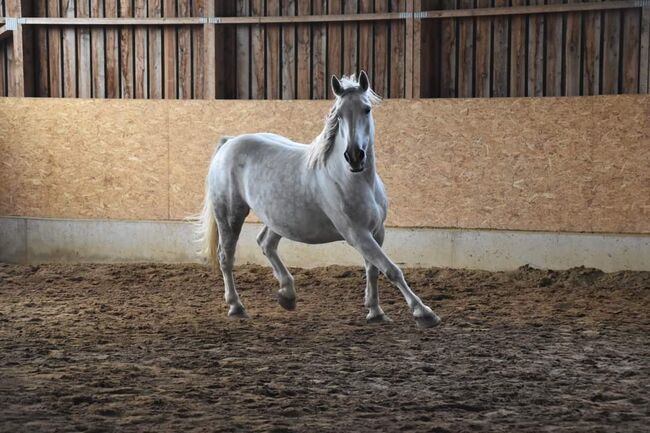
<box><xmin>11</xmin><ymin>2</ymin><xmax>641</xmax><ymax>28</ymax></box>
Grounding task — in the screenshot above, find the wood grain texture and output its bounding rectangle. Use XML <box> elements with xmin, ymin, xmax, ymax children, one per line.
<box><xmin>35</xmin><ymin>0</ymin><xmax>49</xmax><ymax>97</ymax></box>
<box><xmin>510</xmin><ymin>0</ymin><xmax>526</xmax><ymax>97</ymax></box>
<box><xmin>2</xmin><ymin>96</ymin><xmax>648</xmax><ymax>235</ymax></box>
<box><xmin>439</xmin><ymin>0</ymin><xmax>456</xmax><ymax>98</ymax></box>
<box><xmin>641</xmin><ymin>6</ymin><xmax>650</xmax><ymax>93</ymax></box>
<box><xmin>134</xmin><ymin>0</ymin><xmax>148</xmax><ymax>99</ymax></box>
<box><xmin>177</xmin><ymin>0</ymin><xmax>192</xmax><ymax>99</ymax></box>
<box><xmin>297</xmin><ymin>0</ymin><xmax>311</xmax><ymax>99</ymax></box>
<box><xmin>373</xmin><ymin>0</ymin><xmax>389</xmax><ymax>98</ymax></box>
<box><xmin>148</xmin><ymin>0</ymin><xmax>163</xmax><ymax>99</ymax></box>
<box><xmin>105</xmin><ymin>0</ymin><xmax>120</xmax><ymax>98</ymax></box>
<box><xmin>327</xmin><ymin>0</ymin><xmax>342</xmax><ymax>98</ymax></box>
<box><xmin>492</xmin><ymin>0</ymin><xmax>508</xmax><ymax>97</ymax></box>
<box><xmin>565</xmin><ymin>0</ymin><xmax>582</xmax><ymax>96</ymax></box>
<box><xmin>63</xmin><ymin>0</ymin><xmax>76</xmax><ymax>98</ymax></box>
<box><xmin>236</xmin><ymin>0</ymin><xmax>250</xmax><ymax>99</ymax></box>
<box><xmin>163</xmin><ymin>0</ymin><xmax>177</xmax><ymax>99</ymax></box>
<box><xmin>91</xmin><ymin>0</ymin><xmax>106</xmax><ymax>99</ymax></box>
<box><xmin>602</xmin><ymin>9</ymin><xmax>621</xmax><ymax>95</ymax></box>
<box><xmin>77</xmin><ymin>0</ymin><xmax>92</xmax><ymax>98</ymax></box>
<box><xmin>250</xmin><ymin>0</ymin><xmax>265</xmax><ymax>99</ymax></box>
<box><xmin>622</xmin><ymin>8</ymin><xmax>641</xmax><ymax>94</ymax></box>
<box><xmin>344</xmin><ymin>0</ymin><xmax>359</xmax><ymax>76</ymax></box>
<box><xmin>389</xmin><ymin>0</ymin><xmax>405</xmax><ymax>98</ymax></box>
<box><xmin>266</xmin><ymin>0</ymin><xmax>281</xmax><ymax>99</ymax></box>
<box><xmin>312</xmin><ymin>0</ymin><xmax>327</xmax><ymax>99</ymax></box>
<box><xmin>474</xmin><ymin>0</ymin><xmax>491</xmax><ymax>98</ymax></box>
<box><xmin>47</xmin><ymin>0</ymin><xmax>62</xmax><ymax>97</ymax></box>
<box><xmin>545</xmin><ymin>0</ymin><xmax>563</xmax><ymax>96</ymax></box>
<box><xmin>457</xmin><ymin>0</ymin><xmax>473</xmax><ymax>97</ymax></box>
<box><xmin>527</xmin><ymin>0</ymin><xmax>544</xmax><ymax>97</ymax></box>
<box><xmin>120</xmin><ymin>0</ymin><xmax>134</xmax><ymax>98</ymax></box>
<box><xmin>359</xmin><ymin>0</ymin><xmax>373</xmax><ymax>82</ymax></box>
<box><xmin>582</xmin><ymin>7</ymin><xmax>602</xmax><ymax>95</ymax></box>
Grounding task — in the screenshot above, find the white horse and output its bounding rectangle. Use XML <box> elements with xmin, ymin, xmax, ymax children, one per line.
<box><xmin>198</xmin><ymin>71</ymin><xmax>440</xmax><ymax>328</ymax></box>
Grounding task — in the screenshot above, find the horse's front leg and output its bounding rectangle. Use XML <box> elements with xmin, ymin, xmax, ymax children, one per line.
<box><xmin>346</xmin><ymin>228</ymin><xmax>441</xmax><ymax>328</ymax></box>
<box><xmin>364</xmin><ymin>227</ymin><xmax>391</xmax><ymax>323</ymax></box>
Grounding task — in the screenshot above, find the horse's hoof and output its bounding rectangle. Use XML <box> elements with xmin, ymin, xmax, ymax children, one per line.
<box><xmin>415</xmin><ymin>312</ymin><xmax>441</xmax><ymax>329</ymax></box>
<box><xmin>366</xmin><ymin>313</ymin><xmax>393</xmax><ymax>324</ymax></box>
<box><xmin>228</xmin><ymin>305</ymin><xmax>249</xmax><ymax>319</ymax></box>
<box><xmin>277</xmin><ymin>293</ymin><xmax>296</xmax><ymax>311</ymax></box>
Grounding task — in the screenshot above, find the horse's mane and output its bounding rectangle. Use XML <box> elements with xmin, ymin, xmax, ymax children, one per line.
<box><xmin>307</xmin><ymin>74</ymin><xmax>381</xmax><ymax>169</ymax></box>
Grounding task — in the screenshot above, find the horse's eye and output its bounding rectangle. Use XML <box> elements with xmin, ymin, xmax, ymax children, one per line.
<box><xmin>364</xmin><ymin>106</ymin><xmax>371</xmax><ymax>114</ymax></box>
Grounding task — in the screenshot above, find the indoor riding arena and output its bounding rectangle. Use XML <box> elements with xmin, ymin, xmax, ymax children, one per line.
<box><xmin>1</xmin><ymin>1</ymin><xmax>649</xmax><ymax>432</ymax></box>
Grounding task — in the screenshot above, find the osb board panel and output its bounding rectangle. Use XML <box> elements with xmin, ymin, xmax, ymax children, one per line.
<box><xmin>1</xmin><ymin>96</ymin><xmax>648</xmax><ymax>233</ymax></box>
<box><xmin>0</xmin><ymin>99</ymin><xmax>169</xmax><ymax>220</ymax></box>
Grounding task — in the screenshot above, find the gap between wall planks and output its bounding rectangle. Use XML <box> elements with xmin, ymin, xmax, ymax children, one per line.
<box><xmin>0</xmin><ymin>1</ymin><xmax>648</xmax><ymax>99</ymax></box>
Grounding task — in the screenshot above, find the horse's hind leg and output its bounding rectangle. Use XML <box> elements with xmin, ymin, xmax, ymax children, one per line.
<box><xmin>257</xmin><ymin>226</ymin><xmax>296</xmax><ymax>311</ymax></box>
<box><xmin>215</xmin><ymin>204</ymin><xmax>249</xmax><ymax>318</ymax></box>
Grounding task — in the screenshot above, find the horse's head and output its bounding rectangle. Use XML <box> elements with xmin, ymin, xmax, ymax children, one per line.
<box><xmin>331</xmin><ymin>71</ymin><xmax>377</xmax><ymax>173</ymax></box>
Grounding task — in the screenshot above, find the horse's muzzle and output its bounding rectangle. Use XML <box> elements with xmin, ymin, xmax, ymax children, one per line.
<box><xmin>344</xmin><ymin>149</ymin><xmax>366</xmax><ymax>173</ymax></box>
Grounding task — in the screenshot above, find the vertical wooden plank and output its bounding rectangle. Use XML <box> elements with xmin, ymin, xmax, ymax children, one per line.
<box><xmin>91</xmin><ymin>0</ymin><xmax>106</xmax><ymax>98</ymax></box>
<box><xmin>201</xmin><ymin>0</ymin><xmax>215</xmax><ymax>99</ymax></box>
<box><xmin>35</xmin><ymin>0</ymin><xmax>49</xmax><ymax>97</ymax></box>
<box><xmin>527</xmin><ymin>0</ymin><xmax>544</xmax><ymax>97</ymax></box>
<box><xmin>77</xmin><ymin>0</ymin><xmax>92</xmax><ymax>98</ymax></box>
<box><xmin>282</xmin><ymin>0</ymin><xmax>296</xmax><ymax>99</ymax></box>
<box><xmin>214</xmin><ymin>0</ymin><xmax>226</xmax><ymax>97</ymax></box>
<box><xmin>373</xmin><ymin>0</ymin><xmax>388</xmax><ymax>97</ymax></box>
<box><xmin>564</xmin><ymin>0</ymin><xmax>582</xmax><ymax>96</ymax></box>
<box><xmin>163</xmin><ymin>0</ymin><xmax>177</xmax><ymax>99</ymax></box>
<box><xmin>296</xmin><ymin>0</ymin><xmax>311</xmax><ymax>99</ymax></box>
<box><xmin>192</xmin><ymin>0</ymin><xmax>205</xmax><ymax>99</ymax></box>
<box><xmin>602</xmin><ymin>9</ymin><xmax>621</xmax><ymax>94</ymax></box>
<box><xmin>178</xmin><ymin>0</ymin><xmax>192</xmax><ymax>98</ymax></box>
<box><xmin>359</xmin><ymin>0</ymin><xmax>373</xmax><ymax>80</ymax></box>
<box><xmin>266</xmin><ymin>0</ymin><xmax>281</xmax><ymax>99</ymax></box>
<box><xmin>105</xmin><ymin>0</ymin><xmax>120</xmax><ymax>98</ymax></box>
<box><xmin>457</xmin><ymin>0</ymin><xmax>473</xmax><ymax>97</ymax></box>
<box><xmin>412</xmin><ymin>0</ymin><xmax>421</xmax><ymax>97</ymax></box>
<box><xmin>405</xmin><ymin>0</ymin><xmax>413</xmax><ymax>98</ymax></box>
<box><xmin>148</xmin><ymin>0</ymin><xmax>163</xmax><ymax>99</ymax></box>
<box><xmin>120</xmin><ymin>0</ymin><xmax>134</xmax><ymax>98</ymax></box>
<box><xmin>312</xmin><ymin>0</ymin><xmax>327</xmax><ymax>99</ymax></box>
<box><xmin>344</xmin><ymin>0</ymin><xmax>358</xmax><ymax>76</ymax></box>
<box><xmin>33</xmin><ymin>1</ymin><xmax>49</xmax><ymax>97</ymax></box>
<box><xmin>134</xmin><ymin>0</ymin><xmax>147</xmax><ymax>98</ymax></box>
<box><xmin>327</xmin><ymin>0</ymin><xmax>342</xmax><ymax>98</ymax></box>
<box><xmin>236</xmin><ymin>0</ymin><xmax>250</xmax><ymax>99</ymax></box>
<box><xmin>439</xmin><ymin>0</ymin><xmax>456</xmax><ymax>98</ymax></box>
<box><xmin>582</xmin><ymin>3</ymin><xmax>601</xmax><ymax>96</ymax></box>
<box><xmin>63</xmin><ymin>0</ymin><xmax>76</xmax><ymax>97</ymax></box>
<box><xmin>250</xmin><ymin>0</ymin><xmax>265</xmax><ymax>99</ymax></box>
<box><xmin>622</xmin><ymin>8</ymin><xmax>641</xmax><ymax>94</ymax></box>
<box><xmin>640</xmin><ymin>7</ymin><xmax>650</xmax><ymax>93</ymax></box>
<box><xmin>47</xmin><ymin>0</ymin><xmax>62</xmax><ymax>97</ymax></box>
<box><xmin>0</xmin><ymin>2</ymin><xmax>5</xmax><ymax>97</ymax></box>
<box><xmin>510</xmin><ymin>0</ymin><xmax>526</xmax><ymax>97</ymax></box>
<box><xmin>475</xmin><ymin>0</ymin><xmax>491</xmax><ymax>98</ymax></box>
<box><xmin>6</xmin><ymin>0</ymin><xmax>24</xmax><ymax>96</ymax></box>
<box><xmin>221</xmin><ymin>1</ymin><xmax>238</xmax><ymax>99</ymax></box>
<box><xmin>545</xmin><ymin>1</ymin><xmax>563</xmax><ymax>96</ymax></box>
<box><xmin>492</xmin><ymin>0</ymin><xmax>508</xmax><ymax>97</ymax></box>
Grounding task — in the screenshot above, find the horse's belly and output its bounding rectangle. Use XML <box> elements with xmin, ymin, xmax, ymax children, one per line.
<box><xmin>253</xmin><ymin>204</ymin><xmax>343</xmax><ymax>244</ymax></box>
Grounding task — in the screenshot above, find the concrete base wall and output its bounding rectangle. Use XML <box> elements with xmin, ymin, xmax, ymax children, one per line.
<box><xmin>2</xmin><ymin>217</ymin><xmax>649</xmax><ymax>271</ymax></box>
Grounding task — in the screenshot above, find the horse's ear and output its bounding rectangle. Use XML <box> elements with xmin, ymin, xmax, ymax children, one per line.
<box><xmin>331</xmin><ymin>75</ymin><xmax>343</xmax><ymax>97</ymax></box>
<box><xmin>359</xmin><ymin>70</ymin><xmax>369</xmax><ymax>92</ymax></box>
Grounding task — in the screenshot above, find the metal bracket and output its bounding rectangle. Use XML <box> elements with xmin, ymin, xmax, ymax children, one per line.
<box><xmin>5</xmin><ymin>17</ymin><xmax>18</xmax><ymax>31</ymax></box>
<box><xmin>208</xmin><ymin>17</ymin><xmax>222</xmax><ymax>24</ymax></box>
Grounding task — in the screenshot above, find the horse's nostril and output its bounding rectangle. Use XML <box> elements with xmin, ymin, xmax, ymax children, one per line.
<box><xmin>344</xmin><ymin>151</ymin><xmax>351</xmax><ymax>163</ymax></box>
<box><xmin>358</xmin><ymin>149</ymin><xmax>365</xmax><ymax>160</ymax></box>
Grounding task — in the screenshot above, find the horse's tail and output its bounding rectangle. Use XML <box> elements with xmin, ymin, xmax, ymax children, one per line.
<box><xmin>197</xmin><ymin>136</ymin><xmax>233</xmax><ymax>270</ymax></box>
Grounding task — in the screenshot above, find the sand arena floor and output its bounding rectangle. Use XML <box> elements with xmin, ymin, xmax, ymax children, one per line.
<box><xmin>1</xmin><ymin>263</ymin><xmax>649</xmax><ymax>432</ymax></box>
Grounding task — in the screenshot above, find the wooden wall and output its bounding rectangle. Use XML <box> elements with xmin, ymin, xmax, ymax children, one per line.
<box><xmin>1</xmin><ymin>1</ymin><xmax>647</xmax><ymax>99</ymax></box>
<box><xmin>421</xmin><ymin>0</ymin><xmax>650</xmax><ymax>97</ymax></box>
<box><xmin>1</xmin><ymin>96</ymin><xmax>648</xmax><ymax>233</ymax></box>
